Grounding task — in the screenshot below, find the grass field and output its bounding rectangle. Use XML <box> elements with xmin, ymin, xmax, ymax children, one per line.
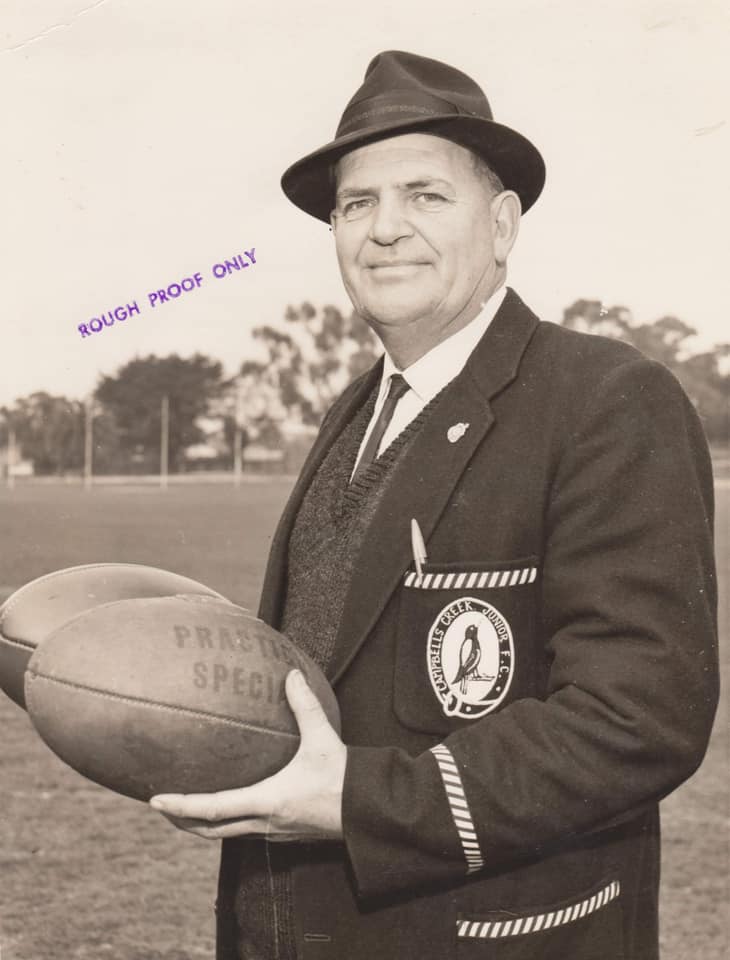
<box><xmin>0</xmin><ymin>479</ymin><xmax>727</xmax><ymax>959</ymax></box>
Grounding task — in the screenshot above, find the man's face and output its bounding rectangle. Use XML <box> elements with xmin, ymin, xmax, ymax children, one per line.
<box><xmin>331</xmin><ymin>133</ymin><xmax>506</xmax><ymax>350</ymax></box>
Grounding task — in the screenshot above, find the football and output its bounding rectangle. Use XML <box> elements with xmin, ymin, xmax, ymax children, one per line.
<box><xmin>24</xmin><ymin>595</ymin><xmax>340</xmax><ymax>801</ymax></box>
<box><xmin>0</xmin><ymin>563</ymin><xmax>227</xmax><ymax>709</ymax></box>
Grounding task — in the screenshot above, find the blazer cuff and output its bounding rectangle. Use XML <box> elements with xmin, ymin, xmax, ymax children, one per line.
<box><xmin>342</xmin><ymin>743</ymin><xmax>471</xmax><ymax>901</ymax></box>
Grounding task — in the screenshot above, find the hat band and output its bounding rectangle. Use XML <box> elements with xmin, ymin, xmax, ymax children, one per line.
<box><xmin>337</xmin><ymin>90</ymin><xmax>467</xmax><ymax>136</ymax></box>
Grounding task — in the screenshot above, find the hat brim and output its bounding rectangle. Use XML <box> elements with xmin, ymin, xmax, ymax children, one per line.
<box><xmin>281</xmin><ymin>113</ymin><xmax>546</xmax><ymax>222</ymax></box>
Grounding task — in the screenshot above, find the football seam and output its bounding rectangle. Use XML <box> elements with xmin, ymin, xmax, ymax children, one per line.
<box><xmin>0</xmin><ymin>631</ymin><xmax>34</xmax><ymax>651</ymax></box>
<box><xmin>25</xmin><ymin>672</ymin><xmax>299</xmax><ymax>739</ymax></box>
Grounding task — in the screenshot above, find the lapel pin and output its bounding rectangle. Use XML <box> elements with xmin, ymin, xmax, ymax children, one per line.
<box><xmin>447</xmin><ymin>422</ymin><xmax>470</xmax><ymax>444</ymax></box>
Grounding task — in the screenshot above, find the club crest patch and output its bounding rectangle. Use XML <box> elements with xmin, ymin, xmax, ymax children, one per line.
<box><xmin>427</xmin><ymin>597</ymin><xmax>514</xmax><ymax>719</ymax></box>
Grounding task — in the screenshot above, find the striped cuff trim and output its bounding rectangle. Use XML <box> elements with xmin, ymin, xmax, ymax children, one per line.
<box><xmin>457</xmin><ymin>880</ymin><xmax>621</xmax><ymax>939</ymax></box>
<box><xmin>405</xmin><ymin>567</ymin><xmax>537</xmax><ymax>590</ymax></box>
<box><xmin>430</xmin><ymin>743</ymin><xmax>484</xmax><ymax>874</ymax></box>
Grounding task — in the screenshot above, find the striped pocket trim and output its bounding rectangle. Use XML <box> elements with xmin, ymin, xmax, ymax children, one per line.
<box><xmin>430</xmin><ymin>744</ymin><xmax>484</xmax><ymax>874</ymax></box>
<box><xmin>457</xmin><ymin>880</ymin><xmax>621</xmax><ymax>939</ymax></box>
<box><xmin>404</xmin><ymin>567</ymin><xmax>537</xmax><ymax>589</ymax></box>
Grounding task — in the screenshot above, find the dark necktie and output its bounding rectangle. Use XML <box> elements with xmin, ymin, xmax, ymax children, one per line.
<box><xmin>351</xmin><ymin>373</ymin><xmax>410</xmax><ymax>484</ymax></box>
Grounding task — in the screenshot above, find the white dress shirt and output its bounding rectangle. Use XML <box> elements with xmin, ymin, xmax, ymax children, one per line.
<box><xmin>351</xmin><ymin>285</ymin><xmax>507</xmax><ymax>477</ymax></box>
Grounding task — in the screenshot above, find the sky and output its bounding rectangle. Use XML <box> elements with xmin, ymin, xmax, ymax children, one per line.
<box><xmin>1</xmin><ymin>0</ymin><xmax>728</xmax><ymax>406</ymax></box>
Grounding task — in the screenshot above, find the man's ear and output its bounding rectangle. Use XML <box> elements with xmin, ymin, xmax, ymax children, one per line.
<box><xmin>328</xmin><ymin>161</ymin><xmax>340</xmax><ymax>235</ymax></box>
<box><xmin>491</xmin><ymin>191</ymin><xmax>521</xmax><ymax>266</ymax></box>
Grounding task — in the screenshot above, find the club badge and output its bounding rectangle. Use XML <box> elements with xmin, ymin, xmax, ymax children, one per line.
<box><xmin>427</xmin><ymin>597</ymin><xmax>514</xmax><ymax>718</ymax></box>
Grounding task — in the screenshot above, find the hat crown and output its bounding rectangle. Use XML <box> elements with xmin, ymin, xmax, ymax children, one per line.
<box><xmin>280</xmin><ymin>49</ymin><xmax>545</xmax><ymax>222</ymax></box>
<box><xmin>337</xmin><ymin>50</ymin><xmax>493</xmax><ymax>137</ymax></box>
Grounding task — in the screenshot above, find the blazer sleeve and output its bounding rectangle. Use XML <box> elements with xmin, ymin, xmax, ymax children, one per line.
<box><xmin>341</xmin><ymin>357</ymin><xmax>719</xmax><ymax>900</ymax></box>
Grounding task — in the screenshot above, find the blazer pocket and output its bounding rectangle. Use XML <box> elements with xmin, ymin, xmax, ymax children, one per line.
<box><xmin>456</xmin><ymin>879</ymin><xmax>624</xmax><ymax>960</ymax></box>
<box><xmin>393</xmin><ymin>556</ymin><xmax>540</xmax><ymax>736</ymax></box>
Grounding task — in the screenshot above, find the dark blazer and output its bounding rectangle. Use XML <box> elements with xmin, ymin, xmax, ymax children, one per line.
<box><xmin>219</xmin><ymin>289</ymin><xmax>718</xmax><ymax>960</ymax></box>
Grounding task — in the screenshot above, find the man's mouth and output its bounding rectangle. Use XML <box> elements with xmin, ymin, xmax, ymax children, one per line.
<box><xmin>367</xmin><ymin>261</ymin><xmax>428</xmax><ymax>271</ymax></box>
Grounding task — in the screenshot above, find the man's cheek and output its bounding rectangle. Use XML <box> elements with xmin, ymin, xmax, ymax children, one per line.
<box><xmin>334</xmin><ymin>242</ymin><xmax>354</xmax><ymax>275</ymax></box>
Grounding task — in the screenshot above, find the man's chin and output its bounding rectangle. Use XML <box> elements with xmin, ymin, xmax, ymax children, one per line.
<box><xmin>359</xmin><ymin>297</ymin><xmax>436</xmax><ymax>331</ymax></box>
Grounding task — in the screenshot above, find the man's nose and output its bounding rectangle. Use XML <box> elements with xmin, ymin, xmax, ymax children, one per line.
<box><xmin>368</xmin><ymin>195</ymin><xmax>413</xmax><ymax>245</ymax></box>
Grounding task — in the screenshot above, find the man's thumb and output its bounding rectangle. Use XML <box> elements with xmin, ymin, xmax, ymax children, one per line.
<box><xmin>285</xmin><ymin>669</ymin><xmax>330</xmax><ymax>736</ymax></box>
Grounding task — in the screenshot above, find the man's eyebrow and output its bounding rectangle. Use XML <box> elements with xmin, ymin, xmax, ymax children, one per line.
<box><xmin>336</xmin><ymin>186</ymin><xmax>376</xmax><ymax>200</ymax></box>
<box><xmin>401</xmin><ymin>178</ymin><xmax>454</xmax><ymax>191</ymax></box>
<box><xmin>336</xmin><ymin>177</ymin><xmax>454</xmax><ymax>200</ymax></box>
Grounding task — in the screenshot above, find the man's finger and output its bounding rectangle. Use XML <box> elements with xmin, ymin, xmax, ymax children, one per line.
<box><xmin>159</xmin><ymin>811</ymin><xmax>256</xmax><ymax>831</ymax></box>
<box><xmin>183</xmin><ymin>823</ymin><xmax>313</xmax><ymax>841</ymax></box>
<box><xmin>150</xmin><ymin>783</ymin><xmax>274</xmax><ymax>821</ymax></box>
<box><xmin>160</xmin><ymin>810</ymin><xmax>312</xmax><ymax>841</ymax></box>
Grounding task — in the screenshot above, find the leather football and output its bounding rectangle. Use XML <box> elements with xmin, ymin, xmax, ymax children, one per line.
<box><xmin>0</xmin><ymin>563</ymin><xmax>226</xmax><ymax>708</ymax></box>
<box><xmin>24</xmin><ymin>595</ymin><xmax>340</xmax><ymax>801</ymax></box>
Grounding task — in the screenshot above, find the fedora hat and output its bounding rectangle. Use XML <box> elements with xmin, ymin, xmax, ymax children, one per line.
<box><xmin>281</xmin><ymin>50</ymin><xmax>545</xmax><ymax>223</ymax></box>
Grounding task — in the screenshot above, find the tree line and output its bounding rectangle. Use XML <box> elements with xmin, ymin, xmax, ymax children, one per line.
<box><xmin>1</xmin><ymin>300</ymin><xmax>727</xmax><ymax>475</ymax></box>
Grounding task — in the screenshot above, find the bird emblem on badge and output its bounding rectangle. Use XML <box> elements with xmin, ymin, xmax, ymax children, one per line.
<box><xmin>452</xmin><ymin>624</ymin><xmax>495</xmax><ymax>694</ymax></box>
<box><xmin>447</xmin><ymin>422</ymin><xmax>469</xmax><ymax>443</ymax></box>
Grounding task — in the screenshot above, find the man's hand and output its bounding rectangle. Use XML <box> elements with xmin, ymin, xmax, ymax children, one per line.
<box><xmin>149</xmin><ymin>669</ymin><xmax>346</xmax><ymax>841</ymax></box>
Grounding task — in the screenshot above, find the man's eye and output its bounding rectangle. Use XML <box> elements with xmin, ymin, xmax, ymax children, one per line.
<box><xmin>413</xmin><ymin>192</ymin><xmax>448</xmax><ymax>206</ymax></box>
<box><xmin>342</xmin><ymin>198</ymin><xmax>373</xmax><ymax>215</ymax></box>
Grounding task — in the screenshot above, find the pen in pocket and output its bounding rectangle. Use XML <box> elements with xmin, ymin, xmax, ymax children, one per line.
<box><xmin>410</xmin><ymin>518</ymin><xmax>428</xmax><ymax>581</ymax></box>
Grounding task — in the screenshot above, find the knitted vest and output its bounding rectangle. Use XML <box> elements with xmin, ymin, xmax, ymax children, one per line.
<box><xmin>229</xmin><ymin>384</ymin><xmax>434</xmax><ymax>960</ymax></box>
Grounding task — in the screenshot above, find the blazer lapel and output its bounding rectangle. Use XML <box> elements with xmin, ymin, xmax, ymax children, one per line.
<box><xmin>257</xmin><ymin>360</ymin><xmax>383</xmax><ymax>626</ymax></box>
<box><xmin>329</xmin><ymin>289</ymin><xmax>540</xmax><ymax>683</ymax></box>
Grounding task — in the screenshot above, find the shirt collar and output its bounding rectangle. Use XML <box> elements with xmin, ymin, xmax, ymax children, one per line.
<box><xmin>381</xmin><ymin>284</ymin><xmax>507</xmax><ymax>402</ymax></box>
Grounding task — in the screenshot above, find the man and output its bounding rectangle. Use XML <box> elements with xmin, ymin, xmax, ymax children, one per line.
<box><xmin>151</xmin><ymin>51</ymin><xmax>718</xmax><ymax>959</ymax></box>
